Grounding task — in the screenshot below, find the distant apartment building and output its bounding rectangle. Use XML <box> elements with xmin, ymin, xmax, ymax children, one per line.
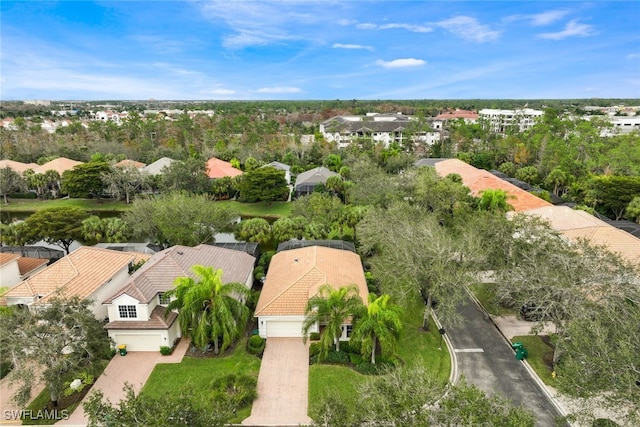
<box><xmin>319</xmin><ymin>113</ymin><xmax>442</xmax><ymax>148</ymax></box>
<box><xmin>435</xmin><ymin>109</ymin><xmax>478</xmax><ymax>124</ymax></box>
<box><xmin>478</xmin><ymin>108</ymin><xmax>544</xmax><ymax>133</ymax></box>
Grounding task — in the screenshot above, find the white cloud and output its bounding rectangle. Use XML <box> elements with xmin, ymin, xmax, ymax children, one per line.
<box><xmin>333</xmin><ymin>43</ymin><xmax>373</xmax><ymax>51</ymax></box>
<box><xmin>538</xmin><ymin>20</ymin><xmax>595</xmax><ymax>40</ymax></box>
<box><xmin>208</xmin><ymin>88</ymin><xmax>236</xmax><ymax>95</ymax></box>
<box><xmin>504</xmin><ymin>10</ymin><xmax>569</xmax><ymax>26</ymax></box>
<box><xmin>435</xmin><ymin>16</ymin><xmax>500</xmax><ymax>43</ymax></box>
<box><xmin>375</xmin><ymin>58</ymin><xmax>426</xmax><ymax>69</ymax></box>
<box><xmin>356</xmin><ymin>22</ymin><xmax>433</xmax><ymax>33</ymax></box>
<box><xmin>256</xmin><ymin>86</ymin><xmax>302</xmax><ymax>94</ymax></box>
<box><xmin>627</xmin><ymin>53</ymin><xmax>640</xmax><ymax>60</ymax></box>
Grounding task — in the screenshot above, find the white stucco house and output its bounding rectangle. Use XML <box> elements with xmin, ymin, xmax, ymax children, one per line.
<box><xmin>102</xmin><ymin>244</ymin><xmax>255</xmax><ymax>352</ymax></box>
<box><xmin>1</xmin><ymin>247</ymin><xmax>150</xmax><ymax>319</ymax></box>
<box><xmin>254</xmin><ymin>245</ymin><xmax>368</xmax><ymax>339</ymax></box>
<box><xmin>0</xmin><ymin>253</ymin><xmax>48</xmax><ymax>289</ymax></box>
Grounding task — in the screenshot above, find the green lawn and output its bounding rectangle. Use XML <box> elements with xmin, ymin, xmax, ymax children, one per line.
<box><xmin>468</xmin><ymin>283</ymin><xmax>516</xmax><ymax>316</ymax></box>
<box><xmin>511</xmin><ymin>335</ymin><xmax>557</xmax><ymax>386</ymax></box>
<box><xmin>0</xmin><ymin>198</ymin><xmax>291</xmax><ymax>219</ymax></box>
<box><xmin>308</xmin><ymin>297</ymin><xmax>451</xmax><ymax>419</ymax></box>
<box><xmin>142</xmin><ymin>338</ymin><xmax>261</xmax><ymax>423</ymax></box>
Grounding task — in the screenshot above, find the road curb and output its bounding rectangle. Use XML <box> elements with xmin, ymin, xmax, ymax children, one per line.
<box><xmin>432</xmin><ymin>313</ymin><xmax>458</xmax><ymax>385</ymax></box>
<box><xmin>464</xmin><ymin>286</ymin><xmax>572</xmax><ymax>425</ymax></box>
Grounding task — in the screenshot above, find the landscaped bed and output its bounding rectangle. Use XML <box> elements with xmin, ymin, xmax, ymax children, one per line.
<box><xmin>142</xmin><ymin>336</ymin><xmax>261</xmax><ymax>423</ymax></box>
<box><xmin>307</xmin><ymin>297</ymin><xmax>451</xmax><ymax>419</ymax></box>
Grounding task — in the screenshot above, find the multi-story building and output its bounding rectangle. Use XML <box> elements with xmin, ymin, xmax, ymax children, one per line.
<box><xmin>319</xmin><ymin>113</ymin><xmax>442</xmax><ymax>148</ymax></box>
<box><xmin>478</xmin><ymin>108</ymin><xmax>544</xmax><ymax>133</ymax></box>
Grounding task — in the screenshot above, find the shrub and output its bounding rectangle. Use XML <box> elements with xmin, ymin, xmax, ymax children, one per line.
<box><xmin>210</xmin><ymin>374</ymin><xmax>257</xmax><ymax>408</ymax></box>
<box><xmin>160</xmin><ymin>346</ymin><xmax>173</xmax><ymax>356</ymax></box>
<box><xmin>309</xmin><ymin>332</ymin><xmax>320</xmax><ymax>341</ymax></box>
<box><xmin>254</xmin><ymin>266</ymin><xmax>265</xmax><ymax>281</ymax></box>
<box><xmin>325</xmin><ymin>350</ymin><xmax>349</xmax><ymax>365</ymax></box>
<box><xmin>109</xmin><ymin>348</ymin><xmax>117</xmax><ymax>358</ymax></box>
<box><xmin>0</xmin><ymin>361</ymin><xmax>13</xmax><ymax>379</ymax></box>
<box><xmin>349</xmin><ymin>353</ymin><xmax>363</xmax><ymax>365</ymax></box>
<box><xmin>309</xmin><ymin>342</ymin><xmax>322</xmax><ymax>358</ymax></box>
<box><xmin>9</xmin><ymin>192</ymin><xmax>37</xmax><ymax>199</ymax></box>
<box><xmin>247</xmin><ymin>335</ymin><xmax>265</xmax><ymax>355</ymax></box>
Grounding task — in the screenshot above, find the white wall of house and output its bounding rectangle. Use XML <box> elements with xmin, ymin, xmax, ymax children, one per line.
<box><xmin>0</xmin><ymin>260</ymin><xmax>22</xmax><ymax>288</ymax></box>
<box><xmin>88</xmin><ymin>267</ymin><xmax>133</xmax><ymax>320</ymax></box>
<box><xmin>4</xmin><ymin>295</ymin><xmax>37</xmax><ymax>307</ymax></box>
<box><xmin>107</xmin><ymin>293</ymin><xmax>151</xmax><ymax>322</ymax></box>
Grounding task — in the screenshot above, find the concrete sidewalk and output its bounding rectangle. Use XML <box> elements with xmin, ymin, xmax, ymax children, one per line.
<box><xmin>57</xmin><ymin>338</ymin><xmax>190</xmax><ymax>426</ymax></box>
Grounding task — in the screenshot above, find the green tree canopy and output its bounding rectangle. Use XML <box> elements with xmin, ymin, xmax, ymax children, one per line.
<box><xmin>61</xmin><ymin>161</ymin><xmax>111</xmax><ymax>198</ymax></box>
<box><xmin>1</xmin><ymin>298</ymin><xmax>111</xmax><ymax>407</ymax></box>
<box><xmin>352</xmin><ymin>293</ymin><xmax>402</xmax><ymax>364</ymax></box>
<box><xmin>22</xmin><ymin>206</ymin><xmax>89</xmax><ymax>253</ymax></box>
<box><xmin>0</xmin><ymin>166</ymin><xmax>27</xmax><ymax>203</ymax></box>
<box><xmin>165</xmin><ymin>266</ymin><xmax>250</xmax><ymax>354</ymax></box>
<box><xmin>303</xmin><ymin>285</ymin><xmax>364</xmax><ymax>358</ymax></box>
<box><xmin>235</xmin><ymin>167</ymin><xmax>289</xmax><ymax>203</ymax></box>
<box><xmin>123</xmin><ymin>192</ymin><xmax>239</xmax><ymax>247</ymax></box>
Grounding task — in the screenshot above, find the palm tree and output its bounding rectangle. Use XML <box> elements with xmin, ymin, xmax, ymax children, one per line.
<box><xmin>477</xmin><ymin>189</ymin><xmax>515</xmax><ymax>213</ymax></box>
<box><xmin>165</xmin><ymin>266</ymin><xmax>250</xmax><ymax>354</ymax></box>
<box><xmin>352</xmin><ymin>293</ymin><xmax>403</xmax><ymax>365</ymax></box>
<box><xmin>303</xmin><ymin>284</ymin><xmax>364</xmax><ymax>359</ymax></box>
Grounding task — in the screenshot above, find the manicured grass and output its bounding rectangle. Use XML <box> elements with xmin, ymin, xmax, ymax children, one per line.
<box><xmin>216</xmin><ymin>200</ymin><xmax>291</xmax><ymax>219</ymax></box>
<box><xmin>0</xmin><ymin>197</ymin><xmax>291</xmax><ymax>219</ymax></box>
<box><xmin>0</xmin><ymin>198</ymin><xmax>131</xmax><ymax>213</ymax></box>
<box><xmin>142</xmin><ymin>338</ymin><xmax>261</xmax><ymax>423</ymax></box>
<box><xmin>511</xmin><ymin>335</ymin><xmax>557</xmax><ymax>386</ymax></box>
<box><xmin>307</xmin><ymin>297</ymin><xmax>451</xmax><ymax>419</ymax></box>
<box><xmin>468</xmin><ymin>283</ymin><xmax>516</xmax><ymax>316</ymax></box>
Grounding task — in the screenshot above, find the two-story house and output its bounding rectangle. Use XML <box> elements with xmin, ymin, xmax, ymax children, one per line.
<box><xmin>102</xmin><ymin>244</ymin><xmax>255</xmax><ymax>352</ymax></box>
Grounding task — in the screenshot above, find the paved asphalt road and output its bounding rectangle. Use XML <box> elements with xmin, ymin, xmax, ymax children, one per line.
<box><xmin>446</xmin><ymin>295</ymin><xmax>564</xmax><ymax>427</ymax></box>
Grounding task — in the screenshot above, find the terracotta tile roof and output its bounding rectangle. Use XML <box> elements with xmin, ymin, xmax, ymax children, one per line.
<box><xmin>434</xmin><ymin>159</ymin><xmax>551</xmax><ymax>212</ymax></box>
<box><xmin>0</xmin><ymin>159</ymin><xmax>39</xmax><ymax>173</ymax></box>
<box><xmin>523</xmin><ymin>206</ymin><xmax>640</xmax><ymax>265</ymax></box>
<box><xmin>33</xmin><ymin>157</ymin><xmax>83</xmax><ymax>175</ymax></box>
<box><xmin>17</xmin><ymin>257</ymin><xmax>48</xmax><ymax>276</ymax></box>
<box><xmin>103</xmin><ymin>244</ymin><xmax>255</xmax><ymax>304</ymax></box>
<box><xmin>3</xmin><ymin>247</ymin><xmax>150</xmax><ymax>303</ymax></box>
<box><xmin>0</xmin><ymin>253</ymin><xmax>20</xmax><ymax>267</ymax></box>
<box><xmin>205</xmin><ymin>157</ymin><xmax>243</xmax><ymax>179</ymax></box>
<box><xmin>255</xmin><ymin>246</ymin><xmax>368</xmax><ymax>317</ymax></box>
<box><xmin>114</xmin><ymin>159</ymin><xmax>146</xmax><ymax>169</ymax></box>
<box><xmin>435</xmin><ymin>110</ymin><xmax>478</xmax><ymax>120</ymax></box>
<box><xmin>104</xmin><ymin>305</ymin><xmax>178</xmax><ymax>330</ymax></box>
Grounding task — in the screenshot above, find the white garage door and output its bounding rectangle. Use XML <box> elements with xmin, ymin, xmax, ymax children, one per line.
<box><xmin>267</xmin><ymin>320</ymin><xmax>304</xmax><ymax>337</ymax></box>
<box><xmin>113</xmin><ymin>334</ymin><xmax>163</xmax><ymax>352</ymax></box>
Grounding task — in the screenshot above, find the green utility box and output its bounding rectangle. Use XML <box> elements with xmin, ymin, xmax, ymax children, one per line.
<box><xmin>511</xmin><ymin>342</ymin><xmax>528</xmax><ymax>360</ymax></box>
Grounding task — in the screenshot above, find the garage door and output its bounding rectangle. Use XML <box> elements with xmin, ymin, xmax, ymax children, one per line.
<box><xmin>266</xmin><ymin>320</ymin><xmax>304</xmax><ymax>337</ymax></box>
<box><xmin>113</xmin><ymin>334</ymin><xmax>163</xmax><ymax>352</ymax></box>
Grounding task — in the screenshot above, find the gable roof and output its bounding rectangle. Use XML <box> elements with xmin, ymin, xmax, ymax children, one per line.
<box><xmin>105</xmin><ymin>305</ymin><xmax>178</xmax><ymax>330</ymax></box>
<box><xmin>114</xmin><ymin>159</ymin><xmax>146</xmax><ymax>169</ymax></box>
<box><xmin>0</xmin><ymin>159</ymin><xmax>39</xmax><ymax>173</ymax></box>
<box><xmin>33</xmin><ymin>157</ymin><xmax>83</xmax><ymax>175</ymax></box>
<box><xmin>294</xmin><ymin>167</ymin><xmax>338</xmax><ymax>188</ymax></box>
<box><xmin>434</xmin><ymin>159</ymin><xmax>551</xmax><ymax>212</ymax></box>
<box><xmin>0</xmin><ymin>253</ymin><xmax>20</xmax><ymax>267</ymax></box>
<box><xmin>103</xmin><ymin>244</ymin><xmax>255</xmax><ymax>305</ymax></box>
<box><xmin>17</xmin><ymin>257</ymin><xmax>49</xmax><ymax>276</ymax></box>
<box><xmin>205</xmin><ymin>157</ymin><xmax>243</xmax><ymax>179</ymax></box>
<box><xmin>3</xmin><ymin>247</ymin><xmax>150</xmax><ymax>304</ymax></box>
<box><xmin>255</xmin><ymin>246</ymin><xmax>368</xmax><ymax>317</ymax></box>
<box><xmin>140</xmin><ymin>157</ymin><xmax>176</xmax><ymax>175</ymax></box>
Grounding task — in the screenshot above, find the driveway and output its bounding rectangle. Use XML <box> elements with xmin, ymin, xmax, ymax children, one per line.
<box><xmin>447</xmin><ymin>296</ymin><xmax>564</xmax><ymax>427</ymax></box>
<box><xmin>56</xmin><ymin>338</ymin><xmax>190</xmax><ymax>426</ymax></box>
<box><xmin>0</xmin><ymin>365</ymin><xmax>45</xmax><ymax>426</ymax></box>
<box><xmin>242</xmin><ymin>338</ymin><xmax>313</xmax><ymax>427</ymax></box>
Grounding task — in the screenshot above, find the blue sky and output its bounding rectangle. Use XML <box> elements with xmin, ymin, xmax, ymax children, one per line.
<box><xmin>1</xmin><ymin>1</ymin><xmax>639</xmax><ymax>100</ymax></box>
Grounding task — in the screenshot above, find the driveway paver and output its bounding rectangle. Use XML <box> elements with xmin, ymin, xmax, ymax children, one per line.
<box><xmin>242</xmin><ymin>338</ymin><xmax>312</xmax><ymax>427</ymax></box>
<box><xmin>56</xmin><ymin>337</ymin><xmax>190</xmax><ymax>426</ymax></box>
<box><xmin>0</xmin><ymin>365</ymin><xmax>45</xmax><ymax>426</ymax></box>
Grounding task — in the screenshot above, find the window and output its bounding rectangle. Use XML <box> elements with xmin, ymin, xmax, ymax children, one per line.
<box><xmin>158</xmin><ymin>293</ymin><xmax>171</xmax><ymax>305</ymax></box>
<box><xmin>118</xmin><ymin>305</ymin><xmax>137</xmax><ymax>319</ymax></box>
<box><xmin>345</xmin><ymin>324</ymin><xmax>353</xmax><ymax>338</ymax></box>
